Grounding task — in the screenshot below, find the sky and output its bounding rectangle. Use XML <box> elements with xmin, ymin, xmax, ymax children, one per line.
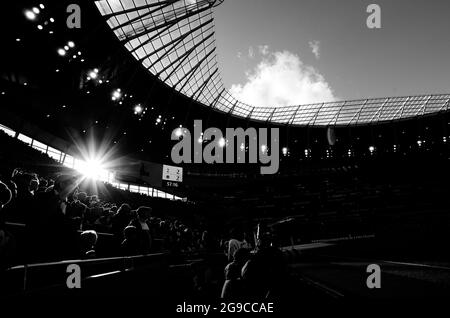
<box><xmin>213</xmin><ymin>0</ymin><xmax>450</xmax><ymax>107</ymax></box>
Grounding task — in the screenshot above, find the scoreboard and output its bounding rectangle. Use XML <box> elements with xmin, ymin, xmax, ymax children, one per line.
<box><xmin>115</xmin><ymin>161</ymin><xmax>183</xmax><ymax>189</ymax></box>
<box><xmin>162</xmin><ymin>165</ymin><xmax>183</xmax><ymax>188</ymax></box>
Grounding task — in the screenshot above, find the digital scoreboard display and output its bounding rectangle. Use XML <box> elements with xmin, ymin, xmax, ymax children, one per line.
<box><xmin>162</xmin><ymin>165</ymin><xmax>183</xmax><ymax>188</ymax></box>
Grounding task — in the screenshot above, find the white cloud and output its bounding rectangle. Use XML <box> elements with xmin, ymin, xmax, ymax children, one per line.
<box><xmin>309</xmin><ymin>40</ymin><xmax>320</xmax><ymax>59</ymax></box>
<box><xmin>230</xmin><ymin>48</ymin><xmax>336</xmax><ymax>107</ymax></box>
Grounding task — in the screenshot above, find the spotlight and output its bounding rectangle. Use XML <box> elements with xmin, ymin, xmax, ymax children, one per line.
<box><xmin>134</xmin><ymin>104</ymin><xmax>143</xmax><ymax>115</ymax></box>
<box><xmin>88</xmin><ymin>70</ymin><xmax>98</xmax><ymax>79</ymax></box>
<box><xmin>32</xmin><ymin>7</ymin><xmax>40</xmax><ymax>14</ymax></box>
<box><xmin>68</xmin><ymin>41</ymin><xmax>75</xmax><ymax>48</ymax></box>
<box><xmin>218</xmin><ymin>138</ymin><xmax>227</xmax><ymax>148</ymax></box>
<box><xmin>64</xmin><ymin>45</ymin><xmax>69</xmax><ymax>51</ymax></box>
<box><xmin>57</xmin><ymin>48</ymin><xmax>66</xmax><ymax>56</ymax></box>
<box><xmin>25</xmin><ymin>10</ymin><xmax>36</xmax><ymax>20</ymax></box>
<box><xmin>76</xmin><ymin>159</ymin><xmax>106</xmax><ymax>181</ymax></box>
<box><xmin>369</xmin><ymin>146</ymin><xmax>375</xmax><ymax>153</ymax></box>
<box><xmin>37</xmin><ymin>25</ymin><xmax>43</xmax><ymax>30</ymax></box>
<box><xmin>175</xmin><ymin>128</ymin><xmax>183</xmax><ymax>138</ymax></box>
<box><xmin>50</xmin><ymin>17</ymin><xmax>55</xmax><ymax>23</ymax></box>
<box><xmin>39</xmin><ymin>4</ymin><xmax>45</xmax><ymax>9</ymax></box>
<box><xmin>282</xmin><ymin>147</ymin><xmax>289</xmax><ymax>156</ymax></box>
<box><xmin>112</xmin><ymin>89</ymin><xmax>122</xmax><ymax>101</ymax></box>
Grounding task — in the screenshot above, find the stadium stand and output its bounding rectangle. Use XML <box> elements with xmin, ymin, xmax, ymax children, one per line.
<box><xmin>1</xmin><ymin>0</ymin><xmax>450</xmax><ymax>307</ymax></box>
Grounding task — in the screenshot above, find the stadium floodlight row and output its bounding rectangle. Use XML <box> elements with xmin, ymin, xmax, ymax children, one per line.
<box><xmin>95</xmin><ymin>0</ymin><xmax>450</xmax><ymax>127</ymax></box>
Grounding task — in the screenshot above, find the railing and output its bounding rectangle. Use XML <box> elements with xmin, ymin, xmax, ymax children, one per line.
<box><xmin>3</xmin><ymin>252</ymin><xmax>168</xmax><ymax>296</ymax></box>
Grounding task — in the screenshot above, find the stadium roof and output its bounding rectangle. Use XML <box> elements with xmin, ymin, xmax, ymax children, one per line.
<box><xmin>95</xmin><ymin>0</ymin><xmax>450</xmax><ymax>127</ymax></box>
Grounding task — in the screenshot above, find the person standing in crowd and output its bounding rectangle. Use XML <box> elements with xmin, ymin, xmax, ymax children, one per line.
<box><xmin>241</xmin><ymin>223</ymin><xmax>287</xmax><ymax>299</ymax></box>
<box><xmin>10</xmin><ymin>170</ymin><xmax>36</xmax><ymax>223</ymax></box>
<box><xmin>221</xmin><ymin>247</ymin><xmax>250</xmax><ymax>299</ymax></box>
<box><xmin>79</xmin><ymin>230</ymin><xmax>98</xmax><ymax>259</ymax></box>
<box><xmin>37</xmin><ymin>178</ymin><xmax>48</xmax><ymax>193</ymax></box>
<box><xmin>129</xmin><ymin>206</ymin><xmax>153</xmax><ymax>254</ymax></box>
<box><xmin>121</xmin><ymin>225</ymin><xmax>140</xmax><ymax>256</ymax></box>
<box><xmin>111</xmin><ymin>203</ymin><xmax>132</xmax><ymax>240</ymax></box>
<box><xmin>25</xmin><ymin>174</ymin><xmax>80</xmax><ymax>262</ymax></box>
<box><xmin>227</xmin><ymin>228</ymin><xmax>251</xmax><ymax>262</ymax></box>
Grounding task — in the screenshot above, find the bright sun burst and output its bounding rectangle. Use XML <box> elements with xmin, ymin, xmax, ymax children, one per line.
<box><xmin>76</xmin><ymin>159</ymin><xmax>104</xmax><ymax>180</ymax></box>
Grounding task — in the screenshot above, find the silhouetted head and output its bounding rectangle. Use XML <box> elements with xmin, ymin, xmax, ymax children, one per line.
<box><xmin>233</xmin><ymin>248</ymin><xmax>250</xmax><ymax>265</ymax></box>
<box><xmin>137</xmin><ymin>206</ymin><xmax>152</xmax><ymax>221</ymax></box>
<box><xmin>123</xmin><ymin>225</ymin><xmax>138</xmax><ymax>240</ymax></box>
<box><xmin>54</xmin><ymin>174</ymin><xmax>79</xmax><ymax>200</ymax></box>
<box><xmin>80</xmin><ymin>230</ymin><xmax>98</xmax><ymax>249</ymax></box>
<box><xmin>0</xmin><ymin>181</ymin><xmax>12</xmax><ymax>211</ymax></box>
<box><xmin>117</xmin><ymin>203</ymin><xmax>131</xmax><ymax>216</ymax></box>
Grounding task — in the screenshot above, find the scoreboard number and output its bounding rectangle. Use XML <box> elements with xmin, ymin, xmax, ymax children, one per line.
<box><xmin>162</xmin><ymin>165</ymin><xmax>183</xmax><ymax>187</ymax></box>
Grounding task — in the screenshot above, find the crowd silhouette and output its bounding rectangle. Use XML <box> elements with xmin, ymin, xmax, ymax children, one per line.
<box><xmin>0</xmin><ymin>130</ymin><xmax>289</xmax><ymax>300</ymax></box>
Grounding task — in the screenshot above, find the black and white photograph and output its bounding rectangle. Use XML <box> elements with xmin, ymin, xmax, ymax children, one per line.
<box><xmin>1</xmin><ymin>0</ymin><xmax>450</xmax><ymax>313</ymax></box>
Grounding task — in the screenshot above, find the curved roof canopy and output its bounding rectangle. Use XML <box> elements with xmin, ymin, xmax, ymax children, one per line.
<box><xmin>95</xmin><ymin>0</ymin><xmax>450</xmax><ymax>127</ymax></box>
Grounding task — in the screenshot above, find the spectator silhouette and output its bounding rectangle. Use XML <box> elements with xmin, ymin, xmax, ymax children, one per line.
<box><xmin>227</xmin><ymin>228</ymin><xmax>250</xmax><ymax>262</ymax></box>
<box><xmin>129</xmin><ymin>206</ymin><xmax>153</xmax><ymax>254</ymax></box>
<box><xmin>26</xmin><ymin>174</ymin><xmax>80</xmax><ymax>262</ymax></box>
<box><xmin>241</xmin><ymin>224</ymin><xmax>287</xmax><ymax>299</ymax></box>
<box><xmin>221</xmin><ymin>247</ymin><xmax>250</xmax><ymax>299</ymax></box>
<box><xmin>121</xmin><ymin>225</ymin><xmax>139</xmax><ymax>256</ymax></box>
<box><xmin>112</xmin><ymin>203</ymin><xmax>132</xmax><ymax>239</ymax></box>
<box><xmin>0</xmin><ymin>181</ymin><xmax>12</xmax><ymax>212</ymax></box>
<box><xmin>80</xmin><ymin>230</ymin><xmax>98</xmax><ymax>259</ymax></box>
